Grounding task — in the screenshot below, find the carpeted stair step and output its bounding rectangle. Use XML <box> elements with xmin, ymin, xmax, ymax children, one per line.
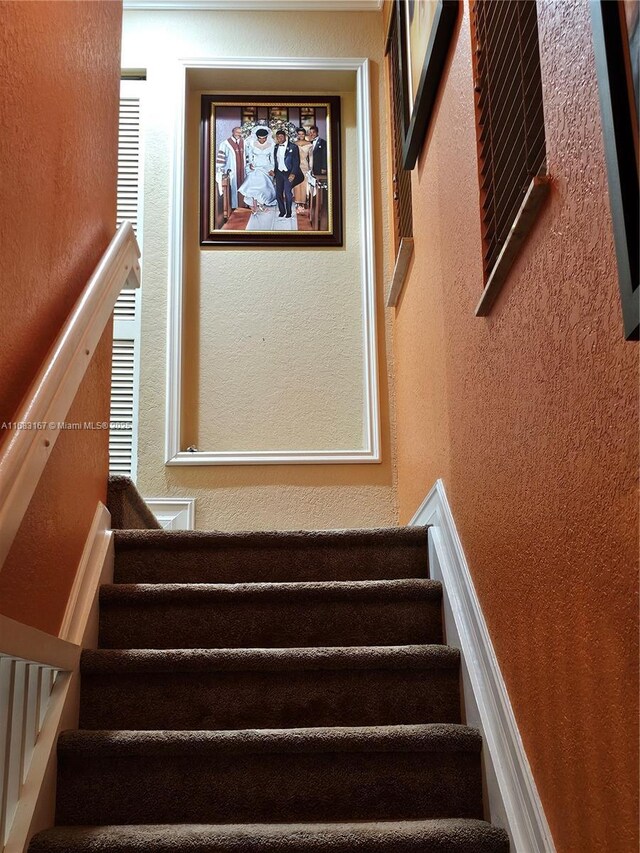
<box><xmin>29</xmin><ymin>818</ymin><xmax>510</xmax><ymax>852</ymax></box>
<box><xmin>98</xmin><ymin>579</ymin><xmax>443</xmax><ymax>649</ymax></box>
<box><xmin>55</xmin><ymin>724</ymin><xmax>483</xmax><ymax>826</ymax></box>
<box><xmin>113</xmin><ymin>526</ymin><xmax>429</xmax><ymax>584</ymax></box>
<box><xmin>79</xmin><ymin>644</ymin><xmax>461</xmax><ymax>730</ymax></box>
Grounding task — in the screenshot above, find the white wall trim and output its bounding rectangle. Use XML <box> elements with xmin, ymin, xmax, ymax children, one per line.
<box><xmin>411</xmin><ymin>480</ymin><xmax>556</xmax><ymax>853</ymax></box>
<box><xmin>166</xmin><ymin>449</ymin><xmax>379</xmax><ymax>466</ymax></box>
<box><xmin>58</xmin><ymin>503</ymin><xmax>112</xmax><ymax>644</ymax></box>
<box><xmin>125</xmin><ymin>1</ymin><xmax>383</xmax><ymax>10</ymax></box>
<box><xmin>165</xmin><ymin>56</ymin><xmax>380</xmax><ymax>466</ymax></box>
<box><xmin>145</xmin><ymin>497</ymin><xmax>196</xmax><ymax>529</ymax></box>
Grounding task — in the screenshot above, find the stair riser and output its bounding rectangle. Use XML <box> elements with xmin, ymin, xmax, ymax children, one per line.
<box><xmin>113</xmin><ymin>537</ymin><xmax>429</xmax><ymax>585</ymax></box>
<box><xmin>56</xmin><ymin>751</ymin><xmax>483</xmax><ymax>825</ymax></box>
<box><xmin>79</xmin><ymin>668</ymin><xmax>461</xmax><ymax>730</ymax></box>
<box><xmin>99</xmin><ymin>599</ymin><xmax>444</xmax><ymax>649</ymax></box>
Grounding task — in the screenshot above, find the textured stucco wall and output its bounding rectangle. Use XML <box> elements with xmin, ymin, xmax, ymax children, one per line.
<box><xmin>0</xmin><ymin>328</ymin><xmax>114</xmax><ymax>635</ymax></box>
<box><xmin>392</xmin><ymin>2</ymin><xmax>638</xmax><ymax>851</ymax></box>
<box><xmin>122</xmin><ymin>10</ymin><xmax>397</xmax><ymax>531</ymax></box>
<box><xmin>0</xmin><ymin>1</ymin><xmax>121</xmax><ymax>632</ymax></box>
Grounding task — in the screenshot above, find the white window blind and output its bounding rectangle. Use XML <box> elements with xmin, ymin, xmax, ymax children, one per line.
<box><xmin>109</xmin><ymin>340</ymin><xmax>136</xmax><ymax>475</ymax></box>
<box><xmin>109</xmin><ymin>79</ymin><xmax>144</xmax><ymax>478</ymax></box>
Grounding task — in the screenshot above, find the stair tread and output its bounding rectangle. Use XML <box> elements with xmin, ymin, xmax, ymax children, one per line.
<box><xmin>58</xmin><ymin>724</ymin><xmax>482</xmax><ymax>757</ymax></box>
<box><xmin>100</xmin><ymin>578</ymin><xmax>442</xmax><ymax>601</ymax></box>
<box><xmin>30</xmin><ymin>819</ymin><xmax>509</xmax><ymax>851</ymax></box>
<box><xmin>114</xmin><ymin>526</ymin><xmax>429</xmax><ymax>551</ymax></box>
<box><xmin>81</xmin><ymin>644</ymin><xmax>459</xmax><ymax>674</ymax></box>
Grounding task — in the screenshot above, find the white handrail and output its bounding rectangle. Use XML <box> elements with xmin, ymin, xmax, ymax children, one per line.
<box><xmin>0</xmin><ymin>222</ymin><xmax>140</xmax><ymax>572</ymax></box>
<box><xmin>0</xmin><ymin>616</ymin><xmax>79</xmax><ymax>672</ymax></box>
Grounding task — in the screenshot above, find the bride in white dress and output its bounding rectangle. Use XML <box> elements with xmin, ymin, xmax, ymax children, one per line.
<box><xmin>238</xmin><ymin>127</ymin><xmax>277</xmax><ymax>214</ymax></box>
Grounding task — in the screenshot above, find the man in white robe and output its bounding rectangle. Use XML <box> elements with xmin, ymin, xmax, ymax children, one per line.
<box><xmin>216</xmin><ymin>127</ymin><xmax>245</xmax><ymax>209</ymax></box>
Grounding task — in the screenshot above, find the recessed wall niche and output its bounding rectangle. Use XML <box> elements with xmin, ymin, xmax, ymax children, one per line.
<box><xmin>166</xmin><ymin>60</ymin><xmax>380</xmax><ymax>465</ymax></box>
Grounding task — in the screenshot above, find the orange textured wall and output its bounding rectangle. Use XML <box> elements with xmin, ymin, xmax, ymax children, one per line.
<box><xmin>0</xmin><ymin>1</ymin><xmax>122</xmax><ymax>632</ymax></box>
<box><xmin>392</xmin><ymin>2</ymin><xmax>638</xmax><ymax>851</ymax></box>
<box><xmin>0</xmin><ymin>327</ymin><xmax>113</xmax><ymax>634</ymax></box>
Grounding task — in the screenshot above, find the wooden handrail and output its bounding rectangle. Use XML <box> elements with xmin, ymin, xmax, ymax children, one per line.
<box><xmin>0</xmin><ymin>222</ymin><xmax>140</xmax><ymax>572</ymax></box>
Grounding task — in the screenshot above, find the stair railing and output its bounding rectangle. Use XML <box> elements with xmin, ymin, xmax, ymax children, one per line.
<box><xmin>0</xmin><ymin>222</ymin><xmax>140</xmax><ymax>851</ymax></box>
<box><xmin>0</xmin><ymin>616</ymin><xmax>80</xmax><ymax>848</ymax></box>
<box><xmin>0</xmin><ymin>221</ymin><xmax>140</xmax><ymax>573</ymax></box>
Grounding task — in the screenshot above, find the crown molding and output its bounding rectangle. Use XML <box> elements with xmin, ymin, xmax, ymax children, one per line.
<box><xmin>124</xmin><ymin>0</ymin><xmax>383</xmax><ymax>10</ymax></box>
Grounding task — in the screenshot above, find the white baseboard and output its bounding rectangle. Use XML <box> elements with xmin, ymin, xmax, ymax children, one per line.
<box><xmin>145</xmin><ymin>498</ymin><xmax>195</xmax><ymax>530</ymax></box>
<box><xmin>411</xmin><ymin>480</ymin><xmax>556</xmax><ymax>853</ymax></box>
<box><xmin>3</xmin><ymin>501</ymin><xmax>114</xmax><ymax>853</ymax></box>
<box><xmin>59</xmin><ymin>503</ymin><xmax>112</xmax><ymax>643</ymax></box>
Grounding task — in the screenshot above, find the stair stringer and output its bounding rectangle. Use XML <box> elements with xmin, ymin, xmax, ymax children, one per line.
<box><xmin>410</xmin><ymin>479</ymin><xmax>556</xmax><ymax>853</ymax></box>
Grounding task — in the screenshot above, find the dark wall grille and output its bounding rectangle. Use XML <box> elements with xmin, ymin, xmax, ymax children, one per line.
<box><xmin>387</xmin><ymin>12</ymin><xmax>413</xmax><ymax>246</ymax></box>
<box><xmin>473</xmin><ymin>0</ymin><xmax>546</xmax><ymax>278</ymax></box>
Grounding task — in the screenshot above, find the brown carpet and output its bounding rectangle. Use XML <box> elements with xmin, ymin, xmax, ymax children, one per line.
<box><xmin>30</xmin><ymin>491</ymin><xmax>509</xmax><ymax>852</ymax></box>
<box><xmin>29</xmin><ymin>819</ymin><xmax>509</xmax><ymax>852</ymax></box>
<box><xmin>79</xmin><ymin>645</ymin><xmax>462</xmax><ymax>730</ymax></box>
<box><xmin>113</xmin><ymin>526</ymin><xmax>430</xmax><ymax>584</ymax></box>
<box><xmin>98</xmin><ymin>579</ymin><xmax>444</xmax><ymax>649</ymax></box>
<box><xmin>107</xmin><ymin>476</ymin><xmax>162</xmax><ymax>531</ymax></box>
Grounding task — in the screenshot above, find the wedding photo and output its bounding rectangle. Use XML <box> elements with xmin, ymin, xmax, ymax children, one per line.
<box><xmin>200</xmin><ymin>95</ymin><xmax>342</xmax><ymax>247</ymax></box>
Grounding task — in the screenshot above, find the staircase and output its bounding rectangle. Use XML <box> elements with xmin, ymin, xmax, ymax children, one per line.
<box><xmin>29</xmin><ymin>527</ymin><xmax>509</xmax><ymax>852</ymax></box>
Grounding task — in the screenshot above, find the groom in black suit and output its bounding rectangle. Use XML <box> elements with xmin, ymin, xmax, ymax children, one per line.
<box><xmin>273</xmin><ymin>130</ymin><xmax>304</xmax><ymax>218</ymax></box>
<box><xmin>308</xmin><ymin>125</ymin><xmax>327</xmax><ymax>177</ymax></box>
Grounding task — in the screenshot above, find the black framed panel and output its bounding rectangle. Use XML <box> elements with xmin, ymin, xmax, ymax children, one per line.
<box><xmin>397</xmin><ymin>0</ymin><xmax>459</xmax><ymax>170</ymax></box>
<box><xmin>200</xmin><ymin>94</ymin><xmax>342</xmax><ymax>248</ymax></box>
<box><xmin>591</xmin><ymin>0</ymin><xmax>639</xmax><ymax>340</ymax></box>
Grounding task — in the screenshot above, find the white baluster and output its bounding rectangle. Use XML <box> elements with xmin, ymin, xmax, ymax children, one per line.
<box><xmin>0</xmin><ymin>656</ymin><xmax>17</xmax><ymax>846</ymax></box>
<box><xmin>38</xmin><ymin>668</ymin><xmax>53</xmax><ymax>731</ymax></box>
<box><xmin>4</xmin><ymin>660</ymin><xmax>28</xmax><ymax>844</ymax></box>
<box><xmin>22</xmin><ymin>664</ymin><xmax>41</xmax><ymax>783</ymax></box>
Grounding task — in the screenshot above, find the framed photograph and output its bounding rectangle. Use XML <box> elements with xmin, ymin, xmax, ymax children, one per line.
<box><xmin>397</xmin><ymin>0</ymin><xmax>459</xmax><ymax>170</ymax></box>
<box><xmin>200</xmin><ymin>94</ymin><xmax>342</xmax><ymax>247</ymax></box>
<box><xmin>591</xmin><ymin>0</ymin><xmax>639</xmax><ymax>340</ymax></box>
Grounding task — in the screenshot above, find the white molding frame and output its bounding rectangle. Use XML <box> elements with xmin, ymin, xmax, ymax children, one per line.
<box><xmin>145</xmin><ymin>497</ymin><xmax>196</xmax><ymax>530</ymax></box>
<box><xmin>165</xmin><ymin>56</ymin><xmax>380</xmax><ymax>466</ymax></box>
<box><xmin>125</xmin><ymin>1</ymin><xmax>383</xmax><ymax>10</ymax></box>
<box><xmin>411</xmin><ymin>480</ymin><xmax>556</xmax><ymax>853</ymax></box>
<box><xmin>0</xmin><ymin>223</ymin><xmax>140</xmax><ymax>572</ymax></box>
